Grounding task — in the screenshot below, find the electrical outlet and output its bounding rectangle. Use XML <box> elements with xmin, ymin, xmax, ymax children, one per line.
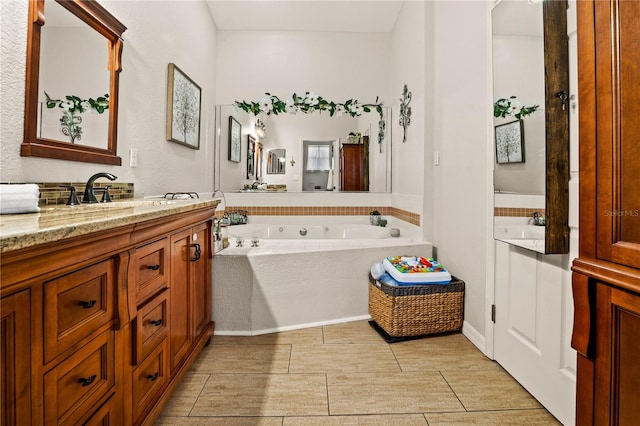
<box><xmin>434</xmin><ymin>151</ymin><xmax>440</xmax><ymax>166</ymax></box>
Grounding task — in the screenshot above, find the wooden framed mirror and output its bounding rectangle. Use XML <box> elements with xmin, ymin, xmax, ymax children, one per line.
<box><xmin>491</xmin><ymin>0</ymin><xmax>570</xmax><ymax>254</ymax></box>
<box><xmin>21</xmin><ymin>0</ymin><xmax>126</xmax><ymax>165</ymax></box>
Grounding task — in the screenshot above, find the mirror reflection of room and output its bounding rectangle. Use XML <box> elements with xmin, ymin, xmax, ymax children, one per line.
<box><xmin>38</xmin><ymin>0</ymin><xmax>111</xmax><ymax>148</ymax></box>
<box><xmin>492</xmin><ymin>0</ymin><xmax>544</xmax><ymax>196</ymax></box>
<box><xmin>214</xmin><ymin>105</ymin><xmax>391</xmax><ymax>193</ymax></box>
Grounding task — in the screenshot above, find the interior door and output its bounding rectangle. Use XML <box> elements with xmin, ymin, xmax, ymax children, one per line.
<box><xmin>493</xmin><ymin>243</ymin><xmax>576</xmax><ymax>424</ymax></box>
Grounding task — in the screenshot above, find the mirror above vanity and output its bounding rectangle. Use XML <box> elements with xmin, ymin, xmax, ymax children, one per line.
<box><xmin>21</xmin><ymin>0</ymin><xmax>126</xmax><ymax>165</ymax></box>
<box><xmin>214</xmin><ymin>104</ymin><xmax>392</xmax><ymax>193</ymax></box>
<box><xmin>491</xmin><ymin>0</ymin><xmax>570</xmax><ymax>254</ymax></box>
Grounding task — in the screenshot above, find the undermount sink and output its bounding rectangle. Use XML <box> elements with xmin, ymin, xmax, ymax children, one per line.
<box><xmin>40</xmin><ymin>199</ymin><xmax>183</xmax><ymax>213</ymax></box>
<box><xmin>79</xmin><ymin>199</ymin><xmax>181</xmax><ymax>208</ymax></box>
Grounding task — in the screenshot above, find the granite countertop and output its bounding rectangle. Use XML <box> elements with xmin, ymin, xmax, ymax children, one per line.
<box><xmin>0</xmin><ymin>198</ymin><xmax>220</xmax><ymax>254</ymax></box>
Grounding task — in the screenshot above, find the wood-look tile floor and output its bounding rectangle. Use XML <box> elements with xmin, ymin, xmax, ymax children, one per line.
<box><xmin>156</xmin><ymin>320</ymin><xmax>561</xmax><ymax>425</ymax></box>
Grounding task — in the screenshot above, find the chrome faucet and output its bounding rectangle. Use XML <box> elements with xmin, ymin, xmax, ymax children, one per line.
<box><xmin>82</xmin><ymin>172</ymin><xmax>117</xmax><ymax>203</ymax></box>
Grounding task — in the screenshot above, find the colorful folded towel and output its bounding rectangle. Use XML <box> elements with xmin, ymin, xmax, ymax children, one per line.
<box><xmin>0</xmin><ymin>184</ymin><xmax>40</xmax><ymax>214</ymax></box>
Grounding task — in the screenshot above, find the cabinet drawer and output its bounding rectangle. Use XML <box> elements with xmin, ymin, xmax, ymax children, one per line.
<box><xmin>44</xmin><ymin>331</ymin><xmax>115</xmax><ymax>426</ymax></box>
<box><xmin>44</xmin><ymin>260</ymin><xmax>115</xmax><ymax>363</ymax></box>
<box><xmin>82</xmin><ymin>392</ymin><xmax>121</xmax><ymax>426</ymax></box>
<box><xmin>134</xmin><ymin>238</ymin><xmax>169</xmax><ymax>304</ymax></box>
<box><xmin>132</xmin><ymin>339</ymin><xmax>169</xmax><ymax>422</ymax></box>
<box><xmin>134</xmin><ymin>289</ymin><xmax>169</xmax><ymax>364</ymax></box>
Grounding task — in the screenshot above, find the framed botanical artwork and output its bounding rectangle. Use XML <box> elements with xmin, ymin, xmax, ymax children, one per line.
<box><xmin>166</xmin><ymin>63</ymin><xmax>201</xmax><ymax>149</ymax></box>
<box><xmin>247</xmin><ymin>135</ymin><xmax>256</xmax><ymax>179</ymax></box>
<box><xmin>495</xmin><ymin>120</ymin><xmax>525</xmax><ymax>164</ymax></box>
<box><xmin>229</xmin><ymin>116</ymin><xmax>241</xmax><ymax>162</ymax></box>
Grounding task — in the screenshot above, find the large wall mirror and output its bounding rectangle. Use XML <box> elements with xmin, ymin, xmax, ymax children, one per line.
<box><xmin>214</xmin><ymin>104</ymin><xmax>392</xmax><ymax>193</ymax></box>
<box><xmin>491</xmin><ymin>0</ymin><xmax>569</xmax><ymax>254</ymax></box>
<box><xmin>21</xmin><ymin>0</ymin><xmax>126</xmax><ymax>165</ymax></box>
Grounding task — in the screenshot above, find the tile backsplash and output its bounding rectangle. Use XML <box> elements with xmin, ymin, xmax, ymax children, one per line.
<box><xmin>35</xmin><ymin>182</ymin><xmax>134</xmax><ymax>206</ymax></box>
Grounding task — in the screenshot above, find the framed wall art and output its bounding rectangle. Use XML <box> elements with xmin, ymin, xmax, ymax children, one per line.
<box><xmin>166</xmin><ymin>63</ymin><xmax>201</xmax><ymax>149</ymax></box>
<box><xmin>229</xmin><ymin>116</ymin><xmax>241</xmax><ymax>162</ymax></box>
<box><xmin>495</xmin><ymin>120</ymin><xmax>525</xmax><ymax>164</ymax></box>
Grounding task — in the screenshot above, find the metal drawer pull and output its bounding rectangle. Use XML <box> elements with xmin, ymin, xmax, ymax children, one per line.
<box><xmin>148</xmin><ymin>264</ymin><xmax>160</xmax><ymax>271</ymax></box>
<box><xmin>78</xmin><ymin>300</ymin><xmax>96</xmax><ymax>309</ymax></box>
<box><xmin>190</xmin><ymin>243</ymin><xmax>201</xmax><ymax>261</ymax></box>
<box><xmin>149</xmin><ymin>319</ymin><xmax>163</xmax><ymax>326</ymax></box>
<box><xmin>146</xmin><ymin>372</ymin><xmax>159</xmax><ymax>381</ymax></box>
<box><xmin>78</xmin><ymin>374</ymin><xmax>97</xmax><ymax>387</ymax></box>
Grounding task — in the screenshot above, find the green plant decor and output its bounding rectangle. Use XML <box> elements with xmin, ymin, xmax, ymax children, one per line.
<box><xmin>494</xmin><ymin>96</ymin><xmax>539</xmax><ymax>120</ymax></box>
<box><xmin>44</xmin><ymin>91</ymin><xmax>109</xmax><ymax>143</ymax></box>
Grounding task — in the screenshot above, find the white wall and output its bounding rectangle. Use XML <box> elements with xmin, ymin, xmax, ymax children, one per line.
<box><xmin>389</xmin><ymin>1</ymin><xmax>428</xmax><ymax>217</ymax></box>
<box><xmin>430</xmin><ymin>1</ymin><xmax>492</xmax><ymax>343</ymax></box>
<box><xmin>1</xmin><ymin>1</ymin><xmax>218</xmax><ymax>197</ymax></box>
<box><xmin>215</xmin><ymin>31</ymin><xmax>391</xmax><ymax>106</ymax></box>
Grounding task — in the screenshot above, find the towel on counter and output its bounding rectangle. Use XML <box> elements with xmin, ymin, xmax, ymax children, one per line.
<box><xmin>0</xmin><ymin>184</ymin><xmax>41</xmax><ymax>214</ymax></box>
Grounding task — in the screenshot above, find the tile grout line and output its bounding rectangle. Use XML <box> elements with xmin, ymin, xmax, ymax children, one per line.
<box><xmin>438</xmin><ymin>370</ymin><xmax>469</xmax><ymax>412</ymax></box>
<box><xmin>324</xmin><ymin>373</ymin><xmax>331</xmax><ymax>416</ymax></box>
<box><xmin>388</xmin><ymin>342</ymin><xmax>404</xmax><ymax>372</ymax></box>
<box><xmin>186</xmin><ymin>373</ymin><xmax>212</xmax><ymax>417</ymax></box>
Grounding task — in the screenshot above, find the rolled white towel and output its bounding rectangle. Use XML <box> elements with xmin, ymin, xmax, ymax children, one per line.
<box><xmin>0</xmin><ymin>184</ymin><xmax>40</xmax><ymax>214</ymax></box>
<box><xmin>370</xmin><ymin>262</ymin><xmax>386</xmax><ymax>280</ymax></box>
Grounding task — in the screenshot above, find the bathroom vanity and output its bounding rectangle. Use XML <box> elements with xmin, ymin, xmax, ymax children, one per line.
<box><xmin>0</xmin><ymin>199</ymin><xmax>218</xmax><ymax>425</ymax></box>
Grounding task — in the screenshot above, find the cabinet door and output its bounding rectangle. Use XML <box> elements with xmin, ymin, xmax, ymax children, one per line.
<box><xmin>595</xmin><ymin>284</ymin><xmax>640</xmax><ymax>425</ymax></box>
<box><xmin>190</xmin><ymin>222</ymin><xmax>211</xmax><ymax>338</ymax></box>
<box><xmin>169</xmin><ymin>229</ymin><xmax>193</xmax><ymax>372</ymax></box>
<box><xmin>1</xmin><ymin>290</ymin><xmax>31</xmax><ymax>426</ymax></box>
<box><xmin>594</xmin><ymin>0</ymin><xmax>640</xmax><ymax>268</ymax></box>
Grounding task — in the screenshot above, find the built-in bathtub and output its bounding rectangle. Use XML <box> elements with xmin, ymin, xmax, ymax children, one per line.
<box><xmin>213</xmin><ymin>222</ymin><xmax>432</xmax><ymax>335</ymax></box>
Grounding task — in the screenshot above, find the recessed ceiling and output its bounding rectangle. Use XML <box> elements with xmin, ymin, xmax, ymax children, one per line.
<box><xmin>205</xmin><ymin>1</ymin><xmax>404</xmax><ymax>33</ymax></box>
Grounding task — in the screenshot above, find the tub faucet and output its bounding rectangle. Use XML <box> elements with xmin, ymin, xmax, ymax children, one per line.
<box><xmin>82</xmin><ymin>172</ymin><xmax>117</xmax><ymax>203</ymax></box>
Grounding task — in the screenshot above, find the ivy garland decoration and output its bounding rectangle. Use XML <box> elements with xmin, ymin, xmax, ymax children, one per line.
<box><xmin>235</xmin><ymin>91</ymin><xmax>383</xmax><ymax>118</ymax></box>
<box><xmin>235</xmin><ymin>92</ymin><xmax>386</xmax><ymax>150</ymax></box>
<box><xmin>494</xmin><ymin>96</ymin><xmax>540</xmax><ymax>120</ymax></box>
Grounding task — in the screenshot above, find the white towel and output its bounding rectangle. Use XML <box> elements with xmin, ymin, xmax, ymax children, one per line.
<box><xmin>0</xmin><ymin>184</ymin><xmax>40</xmax><ymax>214</ymax></box>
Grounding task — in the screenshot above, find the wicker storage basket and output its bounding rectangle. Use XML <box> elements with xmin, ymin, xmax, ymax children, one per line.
<box><xmin>368</xmin><ymin>274</ymin><xmax>464</xmax><ymax>338</ymax></box>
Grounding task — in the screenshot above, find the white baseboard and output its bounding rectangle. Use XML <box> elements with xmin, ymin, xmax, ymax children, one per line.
<box><xmin>462</xmin><ymin>320</ymin><xmax>487</xmax><ymax>356</ymax></box>
<box><xmin>214</xmin><ymin>314</ymin><xmax>373</xmax><ymax>336</ymax></box>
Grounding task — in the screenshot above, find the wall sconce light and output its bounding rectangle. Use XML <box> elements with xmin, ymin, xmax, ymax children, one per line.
<box><xmin>255</xmin><ymin>119</ymin><xmax>266</xmax><ymax>139</ymax></box>
<box><xmin>290</xmin><ymin>157</ymin><xmax>296</xmax><ymax>167</ymax></box>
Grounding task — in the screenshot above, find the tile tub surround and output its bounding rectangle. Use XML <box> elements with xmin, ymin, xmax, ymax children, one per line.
<box><xmin>219</xmin><ymin>205</ymin><xmax>420</xmax><ymax>226</ymax></box>
<box><xmin>0</xmin><ymin>198</ymin><xmax>220</xmax><ymax>253</ymax></box>
<box><xmin>156</xmin><ymin>321</ymin><xmax>561</xmax><ymax>424</ymax></box>
<box><xmin>494</xmin><ymin>207</ymin><xmax>545</xmax><ymax>218</ymax></box>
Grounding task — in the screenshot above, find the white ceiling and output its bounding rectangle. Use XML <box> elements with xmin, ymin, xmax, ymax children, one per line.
<box><xmin>205</xmin><ymin>1</ymin><xmax>404</xmax><ymax>33</ymax></box>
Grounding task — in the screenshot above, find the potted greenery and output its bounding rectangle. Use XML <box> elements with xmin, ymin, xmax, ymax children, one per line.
<box><xmin>370</xmin><ymin>210</ymin><xmax>381</xmax><ymax>226</ymax></box>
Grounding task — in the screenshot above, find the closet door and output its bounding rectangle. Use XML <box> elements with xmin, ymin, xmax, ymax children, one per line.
<box><xmin>594</xmin><ymin>0</ymin><xmax>640</xmax><ymax>269</ymax></box>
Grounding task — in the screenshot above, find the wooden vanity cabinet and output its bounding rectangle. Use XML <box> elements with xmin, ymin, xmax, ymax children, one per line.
<box><xmin>169</xmin><ymin>222</ymin><xmax>211</xmax><ymax>373</ymax></box>
<box><xmin>1</xmin><ymin>290</ymin><xmax>32</xmax><ymax>426</ymax></box>
<box><xmin>572</xmin><ymin>1</ymin><xmax>640</xmax><ymax>424</ymax></box>
<box><xmin>0</xmin><ymin>206</ymin><xmax>216</xmax><ymax>425</ymax></box>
